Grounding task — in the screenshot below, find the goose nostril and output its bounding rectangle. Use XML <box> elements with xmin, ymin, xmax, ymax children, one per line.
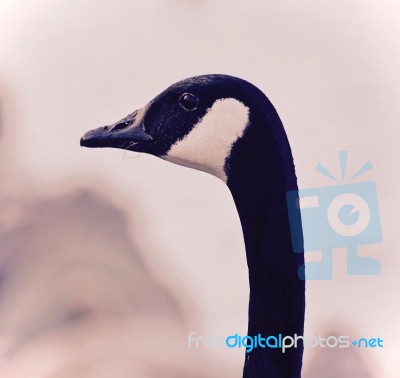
<box><xmin>112</xmin><ymin>121</ymin><xmax>131</xmax><ymax>132</ymax></box>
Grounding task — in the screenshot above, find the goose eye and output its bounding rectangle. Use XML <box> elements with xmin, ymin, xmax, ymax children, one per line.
<box><xmin>179</xmin><ymin>93</ymin><xmax>198</xmax><ymax>111</ymax></box>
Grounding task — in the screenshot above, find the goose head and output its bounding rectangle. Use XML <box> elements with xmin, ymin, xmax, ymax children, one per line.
<box><xmin>80</xmin><ymin>74</ymin><xmax>278</xmax><ymax>184</ymax></box>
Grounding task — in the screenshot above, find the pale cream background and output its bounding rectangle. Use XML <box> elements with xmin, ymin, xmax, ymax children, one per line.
<box><xmin>0</xmin><ymin>0</ymin><xmax>399</xmax><ymax>377</ymax></box>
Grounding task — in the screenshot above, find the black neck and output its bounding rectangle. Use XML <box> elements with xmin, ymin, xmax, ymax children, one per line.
<box><xmin>226</xmin><ymin>103</ymin><xmax>305</xmax><ymax>378</ymax></box>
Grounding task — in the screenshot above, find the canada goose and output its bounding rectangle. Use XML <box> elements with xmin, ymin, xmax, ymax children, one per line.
<box><xmin>81</xmin><ymin>74</ymin><xmax>305</xmax><ymax>377</ymax></box>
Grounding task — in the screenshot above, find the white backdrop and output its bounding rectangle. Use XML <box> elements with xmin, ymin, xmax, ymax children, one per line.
<box><xmin>0</xmin><ymin>1</ymin><xmax>399</xmax><ymax>377</ymax></box>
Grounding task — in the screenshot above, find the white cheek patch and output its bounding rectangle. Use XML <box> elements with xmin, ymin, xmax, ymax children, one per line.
<box><xmin>163</xmin><ymin>98</ymin><xmax>250</xmax><ymax>182</ymax></box>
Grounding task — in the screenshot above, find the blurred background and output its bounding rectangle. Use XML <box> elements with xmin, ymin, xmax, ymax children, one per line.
<box><xmin>0</xmin><ymin>0</ymin><xmax>399</xmax><ymax>377</ymax></box>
